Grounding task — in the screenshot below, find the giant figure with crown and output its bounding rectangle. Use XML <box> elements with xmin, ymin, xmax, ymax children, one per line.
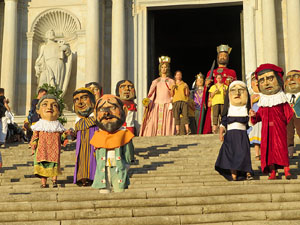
<box><xmin>198</xmin><ymin>45</ymin><xmax>237</xmax><ymax>134</ymax></box>
<box><xmin>140</xmin><ymin>56</ymin><xmax>175</xmax><ymax>136</ymax></box>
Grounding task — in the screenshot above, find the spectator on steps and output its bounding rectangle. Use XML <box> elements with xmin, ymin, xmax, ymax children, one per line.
<box><xmin>24</xmin><ymin>88</ymin><xmax>47</xmax><ymax>141</ymax></box>
<box><xmin>0</xmin><ymin>88</ymin><xmax>11</xmax><ymax>147</ymax></box>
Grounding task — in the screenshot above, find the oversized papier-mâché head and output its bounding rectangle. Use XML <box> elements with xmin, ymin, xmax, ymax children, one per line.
<box><xmin>115</xmin><ymin>80</ymin><xmax>136</xmax><ymax>101</ymax></box>
<box><xmin>255</xmin><ymin>63</ymin><xmax>284</xmax><ymax>95</ymax></box>
<box><xmin>94</xmin><ymin>95</ymin><xmax>128</xmax><ymax>133</ymax></box>
<box><xmin>36</xmin><ymin>94</ymin><xmax>60</xmax><ymax>121</ymax></box>
<box><xmin>250</xmin><ymin>72</ymin><xmax>259</xmax><ymax>93</ymax></box>
<box><xmin>85</xmin><ymin>82</ymin><xmax>103</xmax><ymax>101</ymax></box>
<box><xmin>217</xmin><ymin>44</ymin><xmax>231</xmax><ymax>66</ymax></box>
<box><xmin>194</xmin><ymin>73</ymin><xmax>204</xmax><ymax>88</ymax></box>
<box><xmin>285</xmin><ymin>70</ymin><xmax>300</xmax><ymax>94</ymax></box>
<box><xmin>158</xmin><ymin>56</ymin><xmax>171</xmax><ymax>77</ymax></box>
<box><xmin>228</xmin><ymin>81</ymin><xmax>248</xmax><ymax>106</ymax></box>
<box><xmin>73</xmin><ymin>88</ymin><xmax>96</xmax><ymax>118</ymax></box>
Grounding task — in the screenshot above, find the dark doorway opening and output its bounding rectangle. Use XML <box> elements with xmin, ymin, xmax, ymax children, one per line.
<box><xmin>148</xmin><ymin>5</ymin><xmax>243</xmax><ymax>89</ymax></box>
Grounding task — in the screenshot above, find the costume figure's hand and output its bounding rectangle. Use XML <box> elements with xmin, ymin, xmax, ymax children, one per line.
<box><xmin>249</xmin><ymin>109</ymin><xmax>256</xmax><ymax>117</ymax></box>
<box><xmin>219</xmin><ymin>133</ymin><xmax>224</xmax><ymax>142</ymax></box>
<box><xmin>24</xmin><ymin>122</ymin><xmax>30</xmax><ymax>130</ymax></box>
<box><xmin>207</xmin><ymin>99</ymin><xmax>212</xmax><ymax>107</ymax></box>
<box><xmin>205</xmin><ymin>79</ymin><xmax>213</xmax><ymax>87</ymax></box>
<box><xmin>142</xmin><ymin>98</ymin><xmax>150</xmax><ymax>107</ymax></box>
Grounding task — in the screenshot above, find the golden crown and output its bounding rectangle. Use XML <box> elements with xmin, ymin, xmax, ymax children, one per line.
<box><xmin>217</xmin><ymin>44</ymin><xmax>232</xmax><ymax>54</ymax></box>
<box><xmin>195</xmin><ymin>73</ymin><xmax>204</xmax><ymax>80</ymax></box>
<box><xmin>159</xmin><ymin>56</ymin><xmax>171</xmax><ymax>64</ymax></box>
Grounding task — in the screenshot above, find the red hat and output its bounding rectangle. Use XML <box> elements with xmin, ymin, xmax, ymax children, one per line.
<box><xmin>255</xmin><ymin>63</ymin><xmax>284</xmax><ymax>79</ymax></box>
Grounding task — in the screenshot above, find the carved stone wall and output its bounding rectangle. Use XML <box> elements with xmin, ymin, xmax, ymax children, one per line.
<box><xmin>29</xmin><ymin>8</ymin><xmax>81</xmax><ymax>111</ymax></box>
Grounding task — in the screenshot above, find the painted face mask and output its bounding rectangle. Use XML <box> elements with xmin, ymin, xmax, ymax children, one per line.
<box><xmin>36</xmin><ymin>97</ymin><xmax>60</xmax><ymax>121</ymax></box>
<box><xmin>258</xmin><ymin>71</ymin><xmax>281</xmax><ymax>95</ymax></box>
<box><xmin>229</xmin><ymin>84</ymin><xmax>248</xmax><ymax>106</ymax></box>
<box><xmin>118</xmin><ymin>81</ymin><xmax>136</xmax><ymax>101</ymax></box>
<box><xmin>285</xmin><ymin>71</ymin><xmax>300</xmax><ymax>94</ymax></box>
<box><xmin>95</xmin><ymin>95</ymin><xmax>127</xmax><ymax>133</ymax></box>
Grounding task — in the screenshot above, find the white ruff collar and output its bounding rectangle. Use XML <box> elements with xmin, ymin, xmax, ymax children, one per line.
<box><xmin>258</xmin><ymin>91</ymin><xmax>288</xmax><ymax>107</ymax></box>
<box><xmin>228</xmin><ymin>104</ymin><xmax>248</xmax><ymax>117</ymax></box>
<box><xmin>31</xmin><ymin>119</ymin><xmax>66</xmax><ymax>132</ymax></box>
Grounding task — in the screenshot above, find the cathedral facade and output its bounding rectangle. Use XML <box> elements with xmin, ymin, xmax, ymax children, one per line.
<box><xmin>0</xmin><ymin>0</ymin><xmax>298</xmax><ymax>123</ymax></box>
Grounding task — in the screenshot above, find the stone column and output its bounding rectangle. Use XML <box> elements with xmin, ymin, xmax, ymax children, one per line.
<box><xmin>85</xmin><ymin>0</ymin><xmax>101</xmax><ymax>84</ymax></box>
<box><xmin>287</xmin><ymin>0</ymin><xmax>300</xmax><ymax>71</ymax></box>
<box><xmin>0</xmin><ymin>0</ymin><xmax>18</xmax><ymax>112</ymax></box>
<box><xmin>111</xmin><ymin>0</ymin><xmax>126</xmax><ymax>91</ymax></box>
<box><xmin>262</xmin><ymin>0</ymin><xmax>278</xmax><ymax>65</ymax></box>
<box><xmin>243</xmin><ymin>0</ymin><xmax>257</xmax><ymax>89</ymax></box>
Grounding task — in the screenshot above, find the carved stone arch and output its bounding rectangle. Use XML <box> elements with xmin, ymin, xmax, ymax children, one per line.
<box><xmin>30</xmin><ymin>8</ymin><xmax>81</xmax><ymax>42</ymax></box>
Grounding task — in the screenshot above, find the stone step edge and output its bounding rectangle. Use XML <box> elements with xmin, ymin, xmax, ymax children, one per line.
<box><xmin>0</xmin><ymin>194</ymin><xmax>300</xmax><ymax>214</ymax></box>
<box><xmin>1</xmin><ymin>185</ymin><xmax>300</xmax><ymax>202</ymax></box>
<box><xmin>4</xmin><ymin>209</ymin><xmax>300</xmax><ymax>225</ymax></box>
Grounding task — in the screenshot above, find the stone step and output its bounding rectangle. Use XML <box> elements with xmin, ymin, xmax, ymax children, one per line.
<box><xmin>1</xmin><ymin>135</ymin><xmax>300</xmax><ymax>224</ymax></box>
<box><xmin>1</xmin><ymin>202</ymin><xmax>300</xmax><ymax>223</ymax></box>
<box><xmin>1</xmin><ymin>184</ymin><xmax>300</xmax><ymax>203</ymax></box>
<box><xmin>7</xmin><ymin>210</ymin><xmax>297</xmax><ymax>225</ymax></box>
<box><xmin>4</xmin><ymin>220</ymin><xmax>300</xmax><ymax>225</ymax></box>
<box><xmin>3</xmin><ymin>178</ymin><xmax>300</xmax><ymax>194</ymax></box>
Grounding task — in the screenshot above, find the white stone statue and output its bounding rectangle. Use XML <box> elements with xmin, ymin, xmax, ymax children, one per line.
<box><xmin>35</xmin><ymin>29</ymin><xmax>72</xmax><ymax>96</ymax></box>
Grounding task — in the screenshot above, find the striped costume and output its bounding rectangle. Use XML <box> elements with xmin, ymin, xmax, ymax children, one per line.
<box><xmin>73</xmin><ymin>116</ymin><xmax>98</xmax><ymax>183</ymax></box>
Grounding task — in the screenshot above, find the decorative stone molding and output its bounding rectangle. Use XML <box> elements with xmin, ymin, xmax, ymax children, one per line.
<box><xmin>30</xmin><ymin>8</ymin><xmax>81</xmax><ymax>42</ymax></box>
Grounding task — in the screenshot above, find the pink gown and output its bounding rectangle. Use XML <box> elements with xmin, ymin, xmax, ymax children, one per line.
<box><xmin>140</xmin><ymin>77</ymin><xmax>175</xmax><ymax>136</ymax></box>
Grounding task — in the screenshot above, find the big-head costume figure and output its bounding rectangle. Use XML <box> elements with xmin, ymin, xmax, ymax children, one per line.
<box><xmin>115</xmin><ymin>80</ymin><xmax>137</xmax><ymax>135</ymax></box>
<box><xmin>250</xmin><ymin>64</ymin><xmax>294</xmax><ymax>180</ymax></box>
<box><xmin>201</xmin><ymin>45</ymin><xmax>237</xmax><ymax>134</ymax></box>
<box><xmin>285</xmin><ymin>70</ymin><xmax>300</xmax><ymax>158</ymax></box>
<box><xmin>72</xmin><ymin>88</ymin><xmax>97</xmax><ymax>186</ymax></box>
<box><xmin>90</xmin><ymin>95</ymin><xmax>134</xmax><ymax>192</ymax></box>
<box><xmin>139</xmin><ymin>56</ymin><xmax>175</xmax><ymax>136</ymax></box>
<box><xmin>215</xmin><ymin>81</ymin><xmax>252</xmax><ymax>181</ymax></box>
<box><xmin>206</xmin><ymin>44</ymin><xmax>237</xmax><ymax>85</ymax></box>
<box><xmin>30</xmin><ymin>94</ymin><xmax>66</xmax><ymax>188</ymax></box>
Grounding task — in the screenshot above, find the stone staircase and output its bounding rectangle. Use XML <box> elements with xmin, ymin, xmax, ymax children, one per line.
<box><xmin>0</xmin><ymin>134</ymin><xmax>300</xmax><ymax>224</ymax></box>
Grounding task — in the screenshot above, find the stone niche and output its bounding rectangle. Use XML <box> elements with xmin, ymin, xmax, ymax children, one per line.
<box><xmin>28</xmin><ymin>8</ymin><xmax>81</xmax><ymax>111</ymax></box>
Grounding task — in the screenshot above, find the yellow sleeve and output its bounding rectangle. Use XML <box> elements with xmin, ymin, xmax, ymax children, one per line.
<box><xmin>209</xmin><ymin>85</ymin><xmax>215</xmax><ymax>93</ymax></box>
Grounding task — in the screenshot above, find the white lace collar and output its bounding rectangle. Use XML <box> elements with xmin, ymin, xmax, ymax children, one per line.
<box><xmin>31</xmin><ymin>119</ymin><xmax>66</xmax><ymax>133</ymax></box>
<box><xmin>258</xmin><ymin>90</ymin><xmax>288</xmax><ymax>107</ymax></box>
<box><xmin>228</xmin><ymin>104</ymin><xmax>248</xmax><ymax>117</ymax></box>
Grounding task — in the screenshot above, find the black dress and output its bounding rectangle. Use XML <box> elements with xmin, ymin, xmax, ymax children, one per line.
<box><xmin>215</xmin><ymin>116</ymin><xmax>253</xmax><ymax>181</ymax></box>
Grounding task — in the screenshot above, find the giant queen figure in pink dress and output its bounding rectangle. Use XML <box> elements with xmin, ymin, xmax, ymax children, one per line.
<box><xmin>139</xmin><ymin>56</ymin><xmax>175</xmax><ymax>136</ymax></box>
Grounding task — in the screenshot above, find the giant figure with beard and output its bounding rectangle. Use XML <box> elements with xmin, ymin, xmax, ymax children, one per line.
<box><xmin>250</xmin><ymin>64</ymin><xmax>294</xmax><ymax>180</ymax></box>
<box><xmin>199</xmin><ymin>45</ymin><xmax>237</xmax><ymax>134</ymax></box>
<box><xmin>90</xmin><ymin>95</ymin><xmax>134</xmax><ymax>192</ymax></box>
<box><xmin>72</xmin><ymin>88</ymin><xmax>97</xmax><ymax>186</ymax></box>
<box><xmin>285</xmin><ymin>70</ymin><xmax>300</xmax><ymax>159</ymax></box>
